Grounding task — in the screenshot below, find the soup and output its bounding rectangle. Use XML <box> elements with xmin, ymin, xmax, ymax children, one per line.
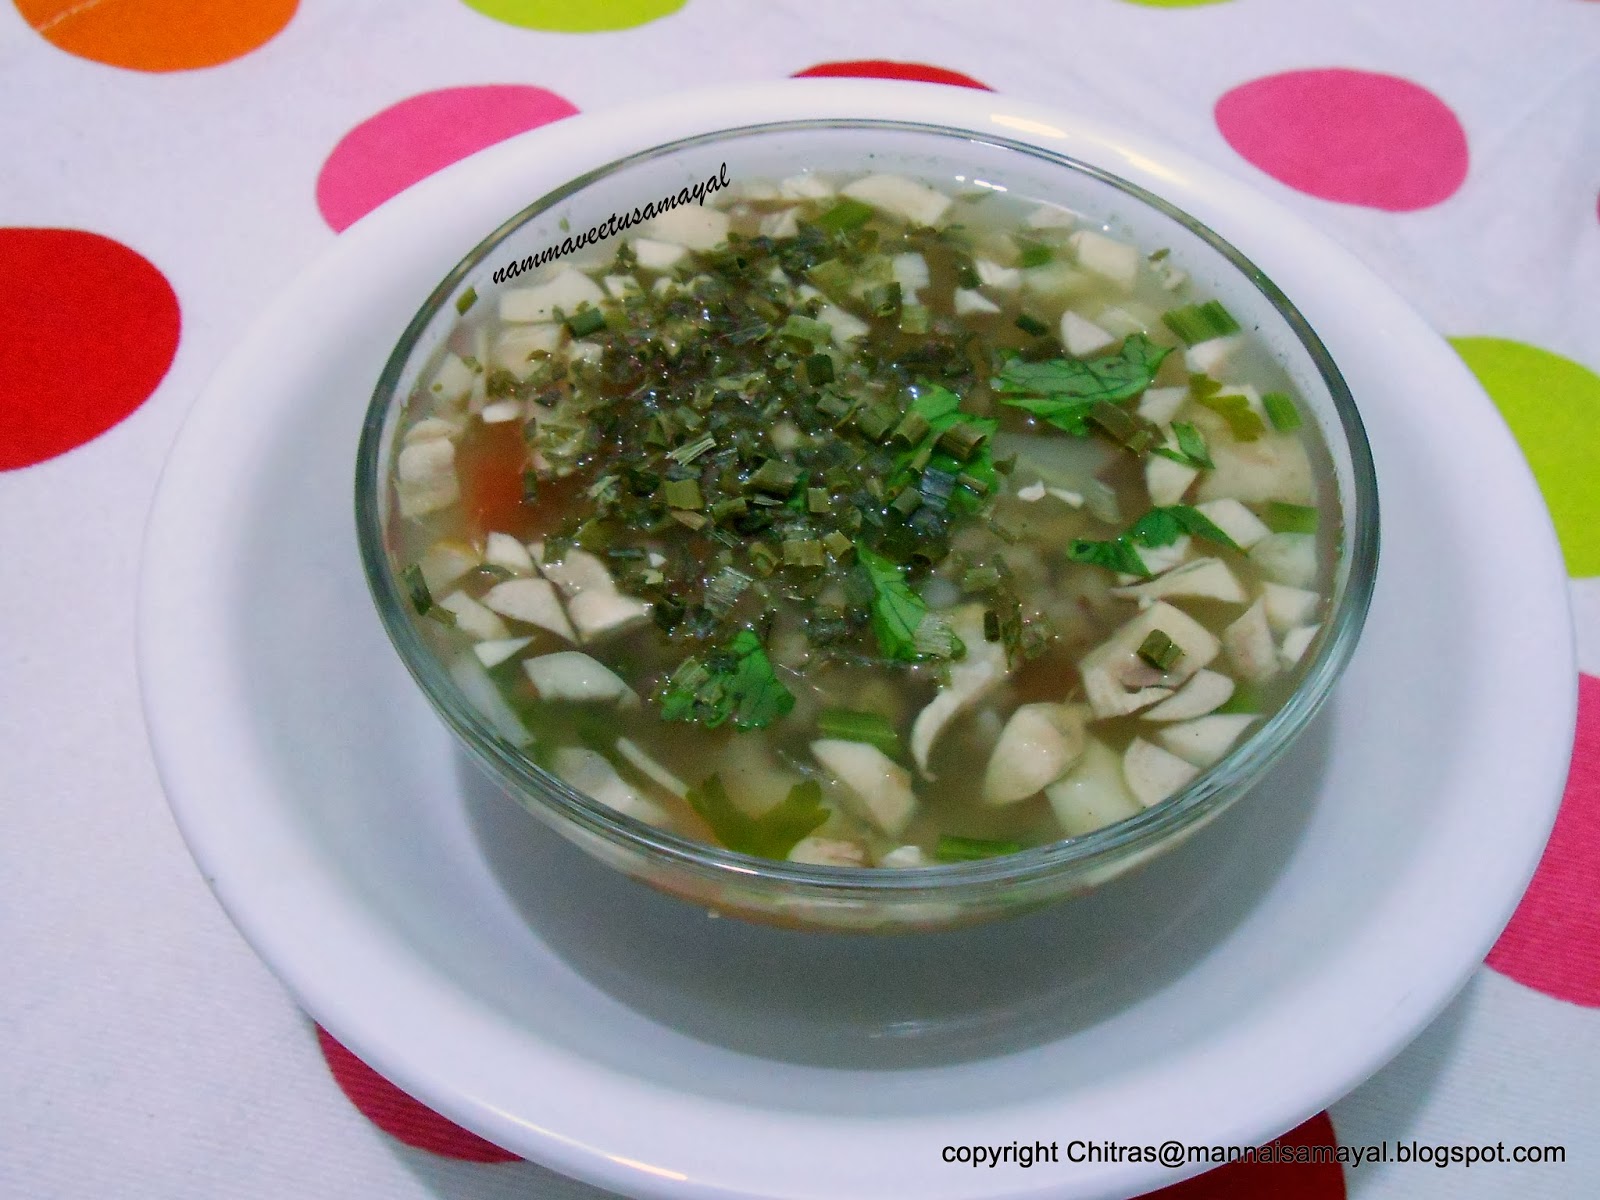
<box><xmin>388</xmin><ymin>169</ymin><xmax>1334</xmax><ymax>868</ymax></box>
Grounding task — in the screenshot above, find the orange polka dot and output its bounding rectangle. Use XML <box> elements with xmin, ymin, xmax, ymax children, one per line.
<box><xmin>15</xmin><ymin>0</ymin><xmax>296</xmax><ymax>73</ymax></box>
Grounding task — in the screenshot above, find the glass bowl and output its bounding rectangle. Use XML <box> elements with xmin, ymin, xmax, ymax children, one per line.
<box><xmin>355</xmin><ymin>118</ymin><xmax>1379</xmax><ymax>933</ymax></box>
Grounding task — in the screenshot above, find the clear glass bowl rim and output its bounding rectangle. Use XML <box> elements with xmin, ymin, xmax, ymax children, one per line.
<box><xmin>354</xmin><ymin>116</ymin><xmax>1380</xmax><ymax>902</ymax></box>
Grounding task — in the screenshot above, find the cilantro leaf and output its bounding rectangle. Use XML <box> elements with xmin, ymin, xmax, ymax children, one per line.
<box><xmin>659</xmin><ymin>629</ymin><xmax>795</xmax><ymax>731</ymax></box>
<box><xmin>1067</xmin><ymin>537</ymin><xmax>1151</xmax><ymax>577</ymax></box>
<box><xmin>686</xmin><ymin>774</ymin><xmax>830</xmax><ymax>860</ymax></box>
<box><xmin>1127</xmin><ymin>504</ymin><xmax>1240</xmax><ymax>551</ymax></box>
<box><xmin>994</xmin><ymin>334</ymin><xmax>1173</xmax><ymax>434</ymax></box>
<box><xmin>857</xmin><ymin>545</ymin><xmax>928</xmax><ymax>661</ymax></box>
<box><xmin>889</xmin><ymin>387</ymin><xmax>998</xmax><ymax>514</ymax></box>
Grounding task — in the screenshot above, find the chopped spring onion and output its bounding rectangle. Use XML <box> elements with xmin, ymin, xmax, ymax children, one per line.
<box><xmin>1014</xmin><ymin>313</ymin><xmax>1050</xmax><ymax>337</ymax></box>
<box><xmin>455</xmin><ymin>287</ymin><xmax>478</xmax><ymax>315</ymax></box>
<box><xmin>782</xmin><ymin>538</ymin><xmax>826</xmax><ymax>568</ymax></box>
<box><xmin>1263</xmin><ymin>391</ymin><xmax>1302</xmax><ymax>432</ymax></box>
<box><xmin>816</xmin><ymin>196</ymin><xmax>876</xmax><ymax>233</ymax></box>
<box><xmin>748</xmin><ymin>458</ymin><xmax>802</xmax><ymax>496</ymax></box>
<box><xmin>565</xmin><ymin>306</ymin><xmax>607</xmax><ymax>338</ymax></box>
<box><xmin>1263</xmin><ymin>501</ymin><xmax>1319</xmax><ymax>534</ymax></box>
<box><xmin>668</xmin><ymin>433</ymin><xmax>717</xmax><ymax>465</ymax></box>
<box><xmin>900</xmin><ymin>304</ymin><xmax>930</xmax><ymax>334</ymax></box>
<box><xmin>780</xmin><ymin>314</ymin><xmax>833</xmax><ymax>346</ymax></box>
<box><xmin>703</xmin><ymin>566</ymin><xmax>753</xmax><ymax>614</ymax></box>
<box><xmin>1161</xmin><ymin>299</ymin><xmax>1241</xmax><ymax>346</ymax></box>
<box><xmin>663</xmin><ymin>478</ymin><xmax>704</xmax><ymax>509</ymax></box>
<box><xmin>804</xmin><ymin>353</ymin><xmax>835</xmax><ymax>385</ymax></box>
<box><xmin>1193</xmin><ymin>389</ymin><xmax>1265</xmax><ymax>442</ymax></box>
<box><xmin>403</xmin><ymin>563</ymin><xmax>433</xmax><ymax>615</ymax></box>
<box><xmin>806</xmin><ymin>487</ymin><xmax>832</xmax><ymax>514</ymax></box>
<box><xmin>817</xmin><ymin>707</ymin><xmax>901</xmax><ymax>757</ymax></box>
<box><xmin>1016</xmin><ymin>242</ymin><xmax>1053</xmax><ymax>268</ymax></box>
<box><xmin>864</xmin><ymin>282</ymin><xmax>902</xmax><ymax>317</ymax></box>
<box><xmin>936</xmin><ymin>835</ymin><xmax>1025</xmax><ymax>863</ymax></box>
<box><xmin>1137</xmin><ymin>629</ymin><xmax>1183</xmax><ymax>672</ymax></box>
<box><xmin>936</xmin><ymin>421</ymin><xmax>989</xmax><ymax>461</ymax></box>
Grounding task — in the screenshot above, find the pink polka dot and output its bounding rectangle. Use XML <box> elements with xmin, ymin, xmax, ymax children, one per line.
<box><xmin>1146</xmin><ymin>1113</ymin><xmax>1344</xmax><ymax>1198</ymax></box>
<box><xmin>315</xmin><ymin>1026</ymin><xmax>519</xmax><ymax>1161</ymax></box>
<box><xmin>1215</xmin><ymin>69</ymin><xmax>1467</xmax><ymax>211</ymax></box>
<box><xmin>316</xmin><ymin>85</ymin><xmax>579</xmax><ymax>233</ymax></box>
<box><xmin>1486</xmin><ymin>672</ymin><xmax>1600</xmax><ymax>1007</ymax></box>
<box><xmin>0</xmin><ymin>228</ymin><xmax>180</xmax><ymax>470</ymax></box>
<box><xmin>793</xmin><ymin>60</ymin><xmax>992</xmax><ymax>90</ymax></box>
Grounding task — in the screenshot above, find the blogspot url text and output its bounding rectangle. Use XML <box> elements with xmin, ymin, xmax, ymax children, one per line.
<box><xmin>940</xmin><ymin>1139</ymin><xmax>1567</xmax><ymax>1170</ymax></box>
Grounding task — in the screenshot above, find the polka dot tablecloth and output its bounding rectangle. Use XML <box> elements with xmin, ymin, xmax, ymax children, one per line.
<box><xmin>3</xmin><ymin>1</ymin><xmax>1597</xmax><ymax>1197</ymax></box>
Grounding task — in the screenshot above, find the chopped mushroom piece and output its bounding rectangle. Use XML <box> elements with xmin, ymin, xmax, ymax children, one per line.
<box><xmin>1145</xmin><ymin>453</ymin><xmax>1199</xmax><ymax>507</ymax></box>
<box><xmin>1195</xmin><ymin>432</ymin><xmax>1314</xmax><ymax>506</ymax></box>
<box><xmin>1249</xmin><ymin>533</ymin><xmax>1319</xmax><ymax>588</ymax></box>
<box><xmin>954</xmin><ymin>288</ymin><xmax>1002</xmax><ymax>317</ymax></box>
<box><xmin>484</xmin><ymin>532</ymin><xmax>536</xmax><ymax>576</ymax></box>
<box><xmin>641</xmin><ymin>204</ymin><xmax>731</xmax><ymax>251</ymax></box>
<box><xmin>1261</xmin><ymin>582</ymin><xmax>1321</xmax><ymax>633</ymax></box>
<box><xmin>482</xmin><ymin>578</ymin><xmax>577</xmax><ymax>642</ymax></box>
<box><xmin>534</xmin><ymin>547</ymin><xmax>651</xmax><ymax>641</ymax></box>
<box><xmin>787</xmin><ymin>836</ymin><xmax>867</xmax><ymax>867</ymax></box>
<box><xmin>1194</xmin><ymin>498</ymin><xmax>1270</xmax><ymax>550</ymax></box>
<box><xmin>473</xmin><ymin>635</ymin><xmax>534</xmax><ymax>670</ymax></box>
<box><xmin>614</xmin><ymin>736</ymin><xmax>688</xmax><ymax>800</ymax></box>
<box><xmin>1112</xmin><ymin>558</ymin><xmax>1247</xmax><ymax>606</ymax></box>
<box><xmin>1222</xmin><ymin>598</ymin><xmax>1279</xmax><ymax>683</ymax></box>
<box><xmin>1045</xmin><ymin>738</ymin><xmax>1143</xmax><ymax>836</ymax></box>
<box><xmin>447</xmin><ymin>653</ymin><xmax>531</xmax><ymax>747</ymax></box>
<box><xmin>879</xmin><ymin>844</ymin><xmax>932</xmax><ymax>868</ymax></box>
<box><xmin>1080</xmin><ymin>601</ymin><xmax>1220</xmax><ymax>719</ymax></box>
<box><xmin>1123</xmin><ymin>737</ymin><xmax>1200</xmax><ymax>808</ymax></box>
<box><xmin>1069</xmin><ymin>230</ymin><xmax>1138</xmax><ymax>291</ymax></box>
<box><xmin>1137</xmin><ymin>385</ymin><xmax>1188</xmax><ymax>426</ymax></box>
<box><xmin>437</xmin><ymin>590</ymin><xmax>511</xmax><ymax>641</ymax></box>
<box><xmin>1154</xmin><ymin>713</ymin><xmax>1257</xmax><ymax>767</ymax></box>
<box><xmin>395</xmin><ymin>438</ymin><xmax>459</xmax><ymax>518</ymax></box>
<box><xmin>418</xmin><ymin>540</ymin><xmax>478</xmax><ymax>594</ymax></box>
<box><xmin>1060</xmin><ymin>311</ymin><xmax>1115</xmax><ymax>357</ymax></box>
<box><xmin>982</xmin><ymin>703</ymin><xmax>1088</xmax><ymax>805</ymax></box>
<box><xmin>1140</xmin><ymin>668</ymin><xmax>1235</xmax><ymax>721</ymax></box>
<box><xmin>426</xmin><ymin>352</ymin><xmax>475</xmax><ymax>406</ymax></box>
<box><xmin>1279</xmin><ymin>623</ymin><xmax>1321</xmax><ymax>667</ymax></box>
<box><xmin>840</xmin><ymin>173</ymin><xmax>953</xmax><ymax>228</ymax></box>
<box><xmin>909</xmin><ymin>605</ymin><xmax>1009</xmax><ymax>776</ymax></box>
<box><xmin>549</xmin><ymin>746</ymin><xmax>667</xmax><ymax>825</ymax></box>
<box><xmin>523</xmin><ymin>651</ymin><xmax>639</xmax><ymax>706</ymax></box>
<box><xmin>499</xmin><ymin>266</ymin><xmax>606</xmax><ymax>323</ymax></box>
<box><xmin>811</xmin><ymin>738</ymin><xmax>916</xmax><ymax>837</ymax></box>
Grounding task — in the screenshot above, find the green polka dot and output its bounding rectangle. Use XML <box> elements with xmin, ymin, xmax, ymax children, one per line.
<box><xmin>458</xmin><ymin>0</ymin><xmax>685</xmax><ymax>31</ymax></box>
<box><xmin>1451</xmin><ymin>336</ymin><xmax>1600</xmax><ymax>577</ymax></box>
<box><xmin>1119</xmin><ymin>0</ymin><xmax>1232</xmax><ymax>8</ymax></box>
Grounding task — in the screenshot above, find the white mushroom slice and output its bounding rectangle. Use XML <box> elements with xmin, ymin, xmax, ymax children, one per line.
<box><xmin>1094</xmin><ymin>304</ymin><xmax>1153</xmax><ymax>338</ymax></box>
<box><xmin>426</xmin><ymin>352</ymin><xmax>475</xmax><ymax>405</ymax></box>
<box><xmin>1123</xmin><ymin>737</ymin><xmax>1200</xmax><ymax>808</ymax></box>
<box><xmin>982</xmin><ymin>703</ymin><xmax>1088</xmax><ymax>805</ymax></box>
<box><xmin>627</xmin><ymin>237</ymin><xmax>687</xmax><ymax>272</ymax></box>
<box><xmin>484</xmin><ymin>531</ymin><xmax>536</xmax><ymax>576</ymax></box>
<box><xmin>1262</xmin><ymin>582</ymin><xmax>1321</xmax><ymax>633</ymax></box>
<box><xmin>1025</xmin><ymin>202</ymin><xmax>1077</xmax><ymax>230</ymax></box>
<box><xmin>549</xmin><ymin>746</ymin><xmax>666</xmax><ymax>825</ymax></box>
<box><xmin>811</xmin><ymin>738</ymin><xmax>916</xmax><ymax>837</ymax></box>
<box><xmin>1223</xmin><ymin>598</ymin><xmax>1279</xmax><ymax>683</ymax></box>
<box><xmin>779</xmin><ymin>172</ymin><xmax>834</xmax><ymax>200</ymax></box>
<box><xmin>437</xmin><ymin>590</ymin><xmax>511</xmax><ymax>642</ymax></box>
<box><xmin>534</xmin><ymin>546</ymin><xmax>613</xmax><ymax>596</ymax></box>
<box><xmin>482</xmin><ymin>578</ymin><xmax>577</xmax><ymax>642</ymax></box>
<box><xmin>1184</xmin><ymin>335</ymin><xmax>1243</xmax><ymax>378</ymax></box>
<box><xmin>1112</xmin><ymin>558</ymin><xmax>1247</xmax><ymax>606</ymax></box>
<box><xmin>499</xmin><ymin>266</ymin><xmax>606</xmax><ymax>323</ymax></box>
<box><xmin>879</xmin><ymin>844</ymin><xmax>931</xmax><ymax>868</ymax></box>
<box><xmin>840</xmin><ymin>173</ymin><xmax>953</xmax><ymax>228</ymax></box>
<box><xmin>404</xmin><ymin>416</ymin><xmax>461</xmax><ymax>444</ymax></box>
<box><xmin>909</xmin><ymin>606</ymin><xmax>1009</xmax><ymax>776</ymax></box>
<box><xmin>1155</xmin><ymin>714</ymin><xmax>1257</xmax><ymax>768</ymax></box>
<box><xmin>1069</xmin><ymin>230</ymin><xmax>1138</xmax><ymax>291</ymax></box>
<box><xmin>1140</xmin><ymin>669</ymin><xmax>1235</xmax><ymax>721</ymax></box>
<box><xmin>1132</xmin><ymin>386</ymin><xmax>1183</xmax><ymax>427</ymax></box>
<box><xmin>816</xmin><ymin>301</ymin><xmax>870</xmax><ymax>345</ymax></box>
<box><xmin>567</xmin><ymin>589</ymin><xmax>652</xmax><ymax>642</ymax></box>
<box><xmin>491</xmin><ymin>323</ymin><xmax>562</xmax><ymax>378</ymax></box>
<box><xmin>1045</xmin><ymin>739</ymin><xmax>1143</xmax><ymax>836</ymax></box>
<box><xmin>418</xmin><ymin>540</ymin><xmax>478</xmax><ymax>594</ymax></box>
<box><xmin>1021</xmin><ymin>262</ymin><xmax>1091</xmax><ymax>302</ymax></box>
<box><xmin>890</xmin><ymin>252</ymin><xmax>930</xmax><ymax>302</ymax></box>
<box><xmin>787</xmin><ymin>837</ymin><xmax>867</xmax><ymax>867</ymax></box>
<box><xmin>1080</xmin><ymin>601</ymin><xmax>1220</xmax><ymax>719</ymax></box>
<box><xmin>395</xmin><ymin>438</ymin><xmax>459</xmax><ymax>517</ymax></box>
<box><xmin>1047</xmin><ymin>487</ymin><xmax>1085</xmax><ymax>508</ymax></box>
<box><xmin>447</xmin><ymin>653</ymin><xmax>531</xmax><ymax>747</ymax></box>
<box><xmin>480</xmin><ymin>399</ymin><xmax>523</xmax><ymax>424</ymax></box>
<box><xmin>1145</xmin><ymin>453</ymin><xmax>1199</xmax><ymax>507</ymax></box>
<box><xmin>649</xmin><ymin>276</ymin><xmax>680</xmax><ymax>299</ymax></box>
<box><xmin>473</xmin><ymin>635</ymin><xmax>534</xmax><ymax>670</ymax></box>
<box><xmin>1280</xmin><ymin>623</ymin><xmax>1321</xmax><ymax>667</ymax></box>
<box><xmin>613</xmin><ymin>736</ymin><xmax>688</xmax><ymax>800</ymax></box>
<box><xmin>1060</xmin><ymin>310</ymin><xmax>1115</xmax><ymax>357</ymax></box>
<box><xmin>1135</xmin><ymin>534</ymin><xmax>1191</xmax><ymax>576</ymax></box>
<box><xmin>1195</xmin><ymin>433</ymin><xmax>1314</xmax><ymax>506</ymax></box>
<box><xmin>602</xmin><ymin>274</ymin><xmax>641</xmax><ymax>300</ymax></box>
<box><xmin>1194</xmin><ymin>498</ymin><xmax>1270</xmax><ymax>550</ymax></box>
<box><xmin>757</xmin><ymin>207</ymin><xmax>800</xmax><ymax>239</ymax></box>
<box><xmin>523</xmin><ymin>651</ymin><xmax>639</xmax><ymax>706</ymax></box>
<box><xmin>643</xmin><ymin>204</ymin><xmax>730</xmax><ymax>251</ymax></box>
<box><xmin>974</xmin><ymin>258</ymin><xmax>1021</xmax><ymax>291</ymax></box>
<box><xmin>1249</xmin><ymin>532</ymin><xmax>1319</xmax><ymax>588</ymax></box>
<box><xmin>1016</xmin><ymin>480</ymin><xmax>1047</xmax><ymax>502</ymax></box>
<box><xmin>953</xmin><ymin>288</ymin><xmax>1002</xmax><ymax>316</ymax></box>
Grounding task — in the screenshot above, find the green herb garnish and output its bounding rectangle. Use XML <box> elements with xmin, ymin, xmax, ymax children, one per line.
<box><xmin>1190</xmin><ymin>374</ymin><xmax>1265</xmax><ymax>441</ymax></box>
<box><xmin>817</xmin><ymin>708</ymin><xmax>901</xmax><ymax>757</ymax></box>
<box><xmin>1137</xmin><ymin>629</ymin><xmax>1183</xmax><ymax>671</ymax></box>
<box><xmin>686</xmin><ymin>774</ymin><xmax>829</xmax><ymax>860</ymax></box>
<box><xmin>455</xmin><ymin>287</ymin><xmax>478</xmax><ymax>315</ymax></box>
<box><xmin>1014</xmin><ymin>313</ymin><xmax>1050</xmax><ymax>337</ymax></box>
<box><xmin>1150</xmin><ymin>420</ymin><xmax>1214</xmax><ymax>469</ymax></box>
<box><xmin>1263</xmin><ymin>501</ymin><xmax>1319</xmax><ymax>534</ymax></box>
<box><xmin>816</xmin><ymin>197</ymin><xmax>876</xmax><ymax>233</ymax></box>
<box><xmin>1161</xmin><ymin>299</ymin><xmax>1240</xmax><ymax>346</ymax></box>
<box><xmin>565</xmin><ymin>306</ymin><xmax>606</xmax><ymax>338</ymax></box>
<box><xmin>660</xmin><ymin>629</ymin><xmax>795</xmax><ymax>731</ymax></box>
<box><xmin>1067</xmin><ymin>536</ymin><xmax>1150</xmax><ymax>577</ymax></box>
<box><xmin>857</xmin><ymin>545</ymin><xmax>929</xmax><ymax>662</ymax></box>
<box><xmin>1127</xmin><ymin>505</ymin><xmax>1240</xmax><ymax>551</ymax></box>
<box><xmin>1263</xmin><ymin>391</ymin><xmax>1302</xmax><ymax>431</ymax></box>
<box><xmin>994</xmin><ymin>333</ymin><xmax>1173</xmax><ymax>434</ymax></box>
<box><xmin>935</xmin><ymin>835</ymin><xmax>1024</xmax><ymax>863</ymax></box>
<box><xmin>403</xmin><ymin>564</ymin><xmax>433</xmax><ymax>615</ymax></box>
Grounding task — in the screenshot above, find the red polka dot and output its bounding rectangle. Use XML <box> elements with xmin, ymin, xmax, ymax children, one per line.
<box><xmin>793</xmin><ymin>60</ymin><xmax>992</xmax><ymax>91</ymax></box>
<box><xmin>316</xmin><ymin>85</ymin><xmax>579</xmax><ymax>233</ymax></box>
<box><xmin>1146</xmin><ymin>1113</ymin><xmax>1345</xmax><ymax>1199</ymax></box>
<box><xmin>0</xmin><ymin>228</ymin><xmax>179</xmax><ymax>470</ymax></box>
<box><xmin>315</xmin><ymin>1026</ymin><xmax>519</xmax><ymax>1161</ymax></box>
<box><xmin>1486</xmin><ymin>672</ymin><xmax>1600</xmax><ymax>1007</ymax></box>
<box><xmin>1214</xmin><ymin>69</ymin><xmax>1467</xmax><ymax>211</ymax></box>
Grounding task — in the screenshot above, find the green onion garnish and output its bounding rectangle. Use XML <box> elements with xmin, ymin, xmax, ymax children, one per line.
<box><xmin>864</xmin><ymin>282</ymin><xmax>902</xmax><ymax>317</ymax></box>
<box><xmin>1137</xmin><ymin>629</ymin><xmax>1183</xmax><ymax>672</ymax></box>
<box><xmin>520</xmin><ymin>469</ymin><xmax>540</xmax><ymax>503</ymax></box>
<box><xmin>822</xmin><ymin>530</ymin><xmax>854</xmax><ymax>560</ymax></box>
<box><xmin>668</xmin><ymin>433</ymin><xmax>717</xmax><ymax>465</ymax></box>
<box><xmin>1014</xmin><ymin>313</ymin><xmax>1050</xmax><ymax>337</ymax></box>
<box><xmin>1193</xmin><ymin>391</ymin><xmax>1265</xmax><ymax>442</ymax></box>
<box><xmin>806</xmin><ymin>487</ymin><xmax>831</xmax><ymax>514</ymax></box>
<box><xmin>403</xmin><ymin>564</ymin><xmax>433</xmax><ymax>615</ymax></box>
<box><xmin>900</xmin><ymin>304</ymin><xmax>931</xmax><ymax>335</ymax></box>
<box><xmin>936</xmin><ymin>421</ymin><xmax>988</xmax><ymax>461</ymax></box>
<box><xmin>1017</xmin><ymin>243</ymin><xmax>1053</xmax><ymax>268</ymax></box>
<box><xmin>804</xmin><ymin>353</ymin><xmax>835</xmax><ymax>386</ymax></box>
<box><xmin>781</xmin><ymin>538</ymin><xmax>826</xmax><ymax>568</ymax></box>
<box><xmin>779</xmin><ymin>314</ymin><xmax>833</xmax><ymax>347</ymax></box>
<box><xmin>455</xmin><ymin>287</ymin><xmax>478</xmax><ymax>315</ymax></box>
<box><xmin>817</xmin><ymin>708</ymin><xmax>900</xmax><ymax>756</ymax></box>
<box><xmin>1263</xmin><ymin>391</ymin><xmax>1302</xmax><ymax>431</ymax></box>
<box><xmin>935</xmin><ymin>835</ymin><xmax>1024</xmax><ymax>863</ymax></box>
<box><xmin>663</xmin><ymin>478</ymin><xmax>704</xmax><ymax>510</ymax></box>
<box><xmin>1263</xmin><ymin>501</ymin><xmax>1319</xmax><ymax>534</ymax></box>
<box><xmin>816</xmin><ymin>197</ymin><xmax>876</xmax><ymax>233</ymax></box>
<box><xmin>565</xmin><ymin>306</ymin><xmax>606</xmax><ymax>338</ymax></box>
<box><xmin>747</xmin><ymin>458</ymin><xmax>802</xmax><ymax>496</ymax></box>
<box><xmin>1162</xmin><ymin>299</ymin><xmax>1241</xmax><ymax>346</ymax></box>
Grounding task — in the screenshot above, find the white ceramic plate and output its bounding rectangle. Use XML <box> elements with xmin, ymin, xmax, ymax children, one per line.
<box><xmin>138</xmin><ymin>81</ymin><xmax>1575</xmax><ymax>1200</ymax></box>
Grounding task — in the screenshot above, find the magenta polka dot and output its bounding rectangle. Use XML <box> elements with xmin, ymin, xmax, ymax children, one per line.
<box><xmin>316</xmin><ymin>85</ymin><xmax>578</xmax><ymax>232</ymax></box>
<box><xmin>1486</xmin><ymin>672</ymin><xmax>1600</xmax><ymax>1007</ymax></box>
<box><xmin>1215</xmin><ymin>69</ymin><xmax>1467</xmax><ymax>211</ymax></box>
